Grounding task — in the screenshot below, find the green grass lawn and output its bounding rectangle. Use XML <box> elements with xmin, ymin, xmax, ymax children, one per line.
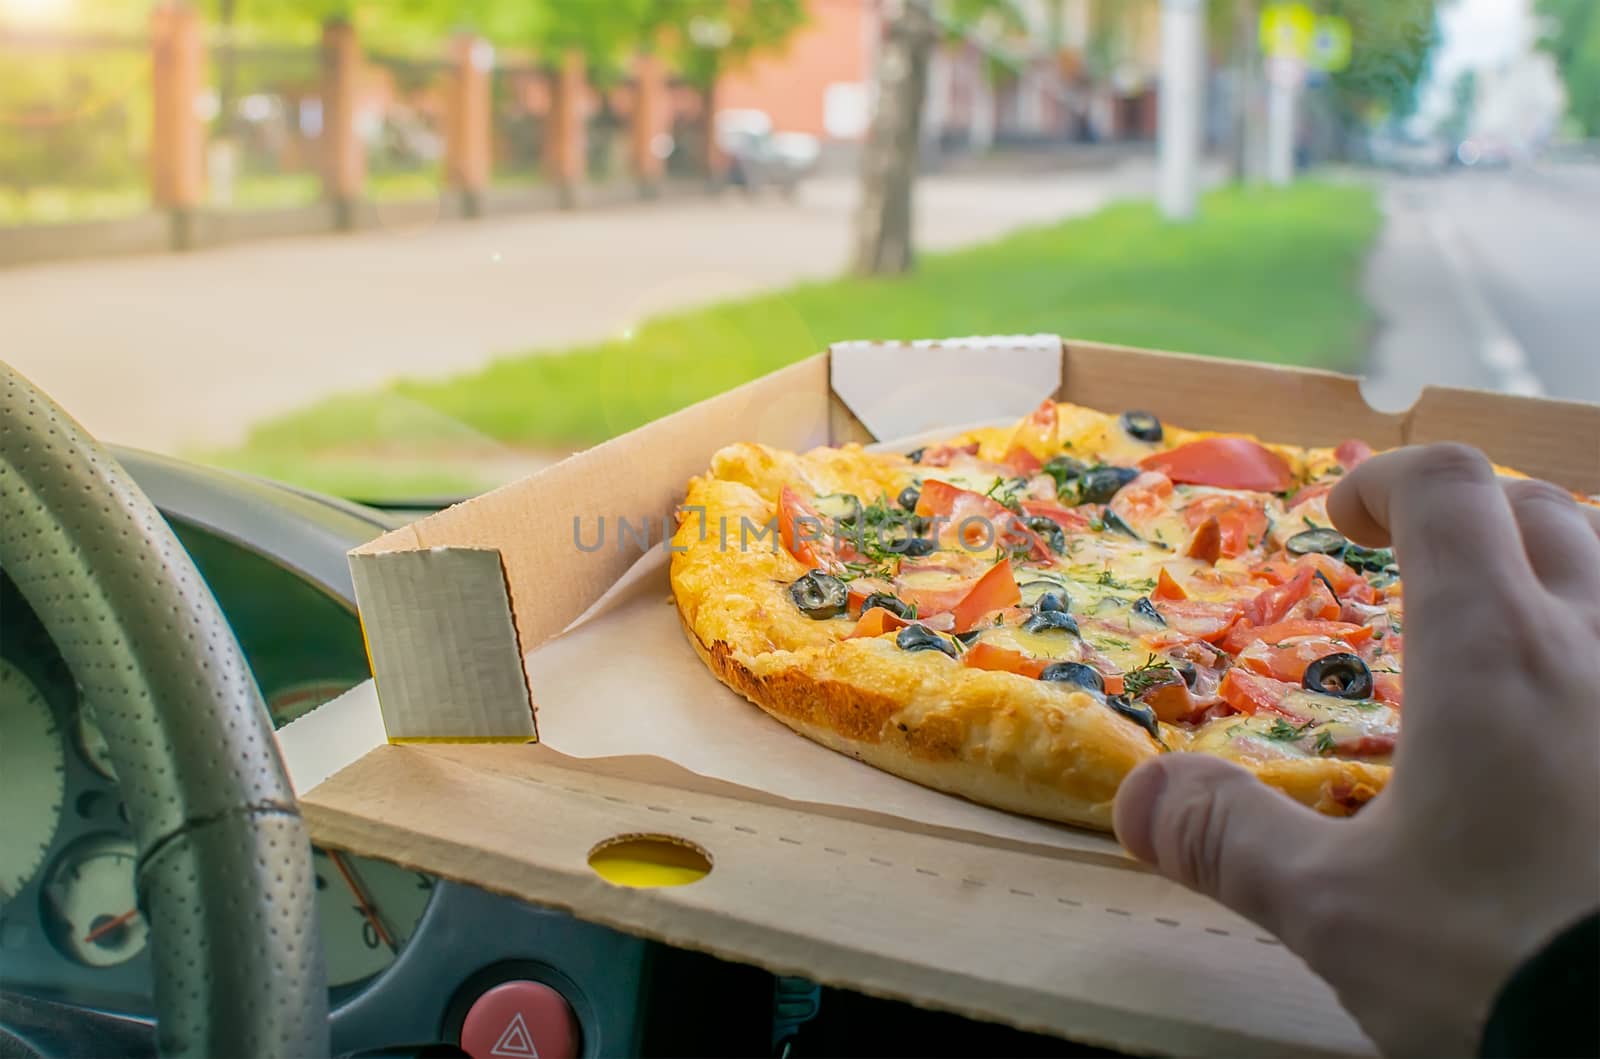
<box><xmin>209</xmin><ymin>180</ymin><xmax>1381</xmax><ymax>499</ymax></box>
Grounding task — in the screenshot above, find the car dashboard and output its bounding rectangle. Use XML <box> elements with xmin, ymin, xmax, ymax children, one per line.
<box><xmin>0</xmin><ymin>450</ymin><xmax>1092</xmax><ymax>1059</ymax></box>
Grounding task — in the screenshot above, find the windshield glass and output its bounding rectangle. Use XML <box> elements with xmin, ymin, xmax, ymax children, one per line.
<box><xmin>2</xmin><ymin>0</ymin><xmax>1594</xmax><ymax>503</ymax></box>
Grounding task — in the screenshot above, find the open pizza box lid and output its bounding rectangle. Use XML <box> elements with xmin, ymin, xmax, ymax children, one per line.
<box><xmin>286</xmin><ymin>337</ymin><xmax>1600</xmax><ymax>1056</ymax></box>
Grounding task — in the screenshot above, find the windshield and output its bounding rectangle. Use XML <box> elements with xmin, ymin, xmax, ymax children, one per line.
<box><xmin>1</xmin><ymin>0</ymin><xmax>1594</xmax><ymax>504</ymax></box>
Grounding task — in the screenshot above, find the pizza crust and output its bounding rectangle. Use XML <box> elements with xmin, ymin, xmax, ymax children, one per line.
<box><xmin>671</xmin><ymin>437</ymin><xmax>1394</xmax><ymax>834</ymax></box>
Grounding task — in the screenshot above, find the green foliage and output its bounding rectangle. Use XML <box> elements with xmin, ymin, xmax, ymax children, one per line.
<box><xmin>212</xmin><ymin>182</ymin><xmax>1383</xmax><ymax>499</ymax></box>
<box><xmin>1320</xmin><ymin>0</ymin><xmax>1441</xmax><ymax>121</ymax></box>
<box><xmin>1536</xmin><ymin>0</ymin><xmax>1600</xmax><ymax>136</ymax></box>
<box><xmin>0</xmin><ymin>52</ymin><xmax>151</xmax><ymax>195</ymax></box>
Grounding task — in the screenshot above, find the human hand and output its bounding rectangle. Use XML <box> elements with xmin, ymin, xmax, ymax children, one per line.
<box><xmin>1113</xmin><ymin>443</ymin><xmax>1600</xmax><ymax>1055</ymax></box>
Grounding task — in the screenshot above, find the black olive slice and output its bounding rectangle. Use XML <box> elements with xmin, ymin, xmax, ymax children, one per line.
<box><xmin>1130</xmin><ymin>596</ymin><xmax>1167</xmax><ymax>627</ymax></box>
<box><xmin>1040</xmin><ymin>661</ymin><xmax>1105</xmax><ymax>693</ymax></box>
<box><xmin>1302</xmin><ymin>652</ymin><xmax>1374</xmax><ymax>700</ymax></box>
<box><xmin>1032</xmin><ymin>588</ymin><xmax>1070</xmax><ymax>614</ymax></box>
<box><xmin>1286</xmin><ymin>527</ymin><xmax>1348</xmax><ymax>556</ymax></box>
<box><xmin>1106</xmin><ymin>694</ymin><xmax>1163</xmax><ymax>742</ymax></box>
<box><xmin>901</xmin><ymin>537</ymin><xmax>936</xmax><ymax>558</ymax></box>
<box><xmin>1099</xmin><ymin>510</ymin><xmax>1141</xmax><ymax>539</ymax></box>
<box><xmin>1043</xmin><ymin>455</ymin><xmax>1089</xmax><ymax>492</ymax></box>
<box><xmin>1077</xmin><ymin>465</ymin><xmax>1140</xmax><ymax>505</ymax></box>
<box><xmin>906</xmin><ymin>447</ymin><xmax>927</xmax><ymax>464</ymax></box>
<box><xmin>1023</xmin><ymin>515</ymin><xmax>1067</xmax><ymax>554</ymax></box>
<box><xmin>789</xmin><ymin>571</ymin><xmax>849</xmax><ymax>620</ymax></box>
<box><xmin>895</xmin><ymin>624</ymin><xmax>959</xmax><ymax>658</ymax></box>
<box><xmin>1022</xmin><ymin>611</ymin><xmax>1081</xmax><ymax>637</ymax></box>
<box><xmin>897</xmin><ymin>485</ymin><xmax>921</xmax><ymax>511</ymax></box>
<box><xmin>860</xmin><ymin>593</ymin><xmax>914</xmax><ymax>620</ymax></box>
<box><xmin>1119</xmin><ymin>409</ymin><xmax>1164</xmax><ymax>443</ymax></box>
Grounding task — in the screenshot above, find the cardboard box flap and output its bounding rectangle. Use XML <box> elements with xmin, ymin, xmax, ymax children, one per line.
<box><xmin>1059</xmin><ymin>338</ymin><xmax>1599</xmax><ymax>492</ymax></box>
<box><xmin>303</xmin><ymin>744</ymin><xmax>1374</xmax><ymax>1057</ymax></box>
<box><xmin>1407</xmin><ymin>386</ymin><xmax>1600</xmax><ymax>493</ymax></box>
<box><xmin>348</xmin><ymin>547</ymin><xmax>534</xmax><ymax>742</ymax></box>
<box><xmin>830</xmin><ymin>335</ymin><xmax>1063</xmax><ymax>442</ymax></box>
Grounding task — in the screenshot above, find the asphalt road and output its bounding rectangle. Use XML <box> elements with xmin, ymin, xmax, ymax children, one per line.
<box><xmin>1361</xmin><ymin>164</ymin><xmax>1600</xmax><ymax>411</ymax></box>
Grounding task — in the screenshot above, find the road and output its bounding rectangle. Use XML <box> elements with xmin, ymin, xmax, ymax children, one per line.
<box><xmin>1361</xmin><ymin>164</ymin><xmax>1600</xmax><ymax>412</ymax></box>
<box><xmin>0</xmin><ymin>158</ymin><xmax>1174</xmax><ymax>454</ymax></box>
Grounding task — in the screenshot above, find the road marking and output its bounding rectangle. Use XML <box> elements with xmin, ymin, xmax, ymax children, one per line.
<box><xmin>1423</xmin><ymin>207</ymin><xmax>1544</xmax><ymax>397</ymax></box>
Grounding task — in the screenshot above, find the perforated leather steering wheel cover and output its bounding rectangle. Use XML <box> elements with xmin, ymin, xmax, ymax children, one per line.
<box><xmin>0</xmin><ymin>364</ymin><xmax>328</xmax><ymax>1057</ymax></box>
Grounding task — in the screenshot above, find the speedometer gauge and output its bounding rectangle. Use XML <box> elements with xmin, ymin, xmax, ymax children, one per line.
<box><xmin>42</xmin><ymin>834</ymin><xmax>148</xmax><ymax>967</ymax></box>
<box><xmin>0</xmin><ymin>658</ymin><xmax>65</xmax><ymax>900</ymax></box>
<box><xmin>313</xmin><ymin>848</ymin><xmax>435</xmax><ymax>990</ymax></box>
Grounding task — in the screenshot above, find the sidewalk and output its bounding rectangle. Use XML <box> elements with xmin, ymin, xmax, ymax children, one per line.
<box><xmin>2</xmin><ymin>157</ymin><xmax>1173</xmax><ymax>454</ymax></box>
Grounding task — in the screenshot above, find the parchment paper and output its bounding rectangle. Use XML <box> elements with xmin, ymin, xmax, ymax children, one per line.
<box><xmin>526</xmin><ymin>546</ymin><xmax>1125</xmax><ymax>859</ymax></box>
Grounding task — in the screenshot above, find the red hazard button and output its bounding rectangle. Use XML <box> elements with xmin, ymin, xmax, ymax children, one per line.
<box><xmin>460</xmin><ymin>979</ymin><xmax>582</xmax><ymax>1059</ymax></box>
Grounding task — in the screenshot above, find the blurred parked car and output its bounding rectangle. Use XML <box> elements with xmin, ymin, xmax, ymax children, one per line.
<box><xmin>1368</xmin><ymin>130</ymin><xmax>1452</xmax><ymax>173</ymax></box>
<box><xmin>716</xmin><ymin>109</ymin><xmax>820</xmax><ymax>196</ymax></box>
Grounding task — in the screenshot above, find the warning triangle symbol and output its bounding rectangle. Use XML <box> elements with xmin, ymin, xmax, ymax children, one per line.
<box><xmin>490</xmin><ymin>1012</ymin><xmax>540</xmax><ymax>1058</ymax></box>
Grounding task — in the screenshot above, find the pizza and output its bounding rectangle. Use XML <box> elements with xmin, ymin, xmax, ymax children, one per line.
<box><xmin>669</xmin><ymin>400</ymin><xmax>1561</xmax><ymax>832</ymax></box>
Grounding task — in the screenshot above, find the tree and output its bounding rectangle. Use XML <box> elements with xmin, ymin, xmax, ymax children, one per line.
<box><xmin>1535</xmin><ymin>0</ymin><xmax>1600</xmax><ymax>136</ymax></box>
<box><xmin>1319</xmin><ymin>0</ymin><xmax>1441</xmax><ymax>126</ymax></box>
<box><xmin>852</xmin><ymin>0</ymin><xmax>938</xmax><ymax>275</ymax></box>
<box><xmin>852</xmin><ymin>0</ymin><xmax>1021</xmax><ymax>276</ymax></box>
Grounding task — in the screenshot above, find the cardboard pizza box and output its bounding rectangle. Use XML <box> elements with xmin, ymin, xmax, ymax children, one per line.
<box><xmin>290</xmin><ymin>337</ymin><xmax>1600</xmax><ymax>1057</ymax></box>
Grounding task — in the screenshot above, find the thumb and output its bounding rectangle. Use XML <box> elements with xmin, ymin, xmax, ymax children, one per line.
<box><xmin>1114</xmin><ymin>755</ymin><xmax>1331</xmax><ymax>938</ymax></box>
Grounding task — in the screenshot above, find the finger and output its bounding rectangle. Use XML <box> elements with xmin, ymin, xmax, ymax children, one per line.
<box><xmin>1114</xmin><ymin>755</ymin><xmax>1333</xmax><ymax>941</ymax></box>
<box><xmin>1502</xmin><ymin>478</ymin><xmax>1600</xmax><ymax>603</ymax></box>
<box><xmin>1327</xmin><ymin>443</ymin><xmax>1532</xmax><ymax>606</ymax></box>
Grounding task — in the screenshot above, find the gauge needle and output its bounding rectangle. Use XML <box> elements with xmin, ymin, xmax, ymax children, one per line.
<box><xmin>84</xmin><ymin>908</ymin><xmax>139</xmax><ymax>945</ymax></box>
<box><xmin>327</xmin><ymin>849</ymin><xmax>396</xmax><ymax>952</ymax></box>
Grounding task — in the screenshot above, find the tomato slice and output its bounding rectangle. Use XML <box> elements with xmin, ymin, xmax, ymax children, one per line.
<box><xmin>1236</xmin><ymin>634</ymin><xmax>1364</xmax><ymax>683</ymax></box>
<box><xmin>778</xmin><ymin>486</ymin><xmax>844</xmax><ymax>572</ymax></box>
<box><xmin>1218</xmin><ymin>668</ymin><xmax>1305</xmax><ymax>718</ymax></box>
<box><xmin>948</xmin><ymin>560</ymin><xmax>1022</xmax><ymax>633</ymax></box>
<box><xmin>1239</xmin><ymin>567</ymin><xmax>1316</xmax><ymax>627</ymax></box>
<box><xmin>1335</xmin><ymin>438</ymin><xmax>1374</xmax><ymax>470</ymax></box>
<box><xmin>1372</xmin><ymin>671</ymin><xmax>1403</xmax><ymax>709</ymax></box>
<box><xmin>1182</xmin><ymin>493</ymin><xmax>1268</xmax><ymax>558</ymax></box>
<box><xmin>1003</xmin><ymin>446</ymin><xmax>1044</xmax><ymax>475</ymax></box>
<box><xmin>1222</xmin><ymin>617</ymin><xmax>1374</xmax><ymax>656</ymax></box>
<box><xmin>1140</xmin><ymin>681</ymin><xmax>1204</xmax><ymax>724</ymax></box>
<box><xmin>962</xmin><ymin>641</ymin><xmax>1050</xmax><ymax>679</ymax></box>
<box><xmin>1139</xmin><ymin>437</ymin><xmax>1293</xmax><ymax>492</ymax></box>
<box><xmin>915</xmin><ymin>479</ymin><xmax>1047</xmax><ymax>559</ymax></box>
<box><xmin>1154</xmin><ymin>566</ymin><xmax>1188</xmax><ymax>601</ymax></box>
<box><xmin>1185</xmin><ymin>516</ymin><xmax>1222</xmax><ymax>562</ymax></box>
<box><xmin>1152</xmin><ymin>598</ymin><xmax>1240</xmax><ymax>643</ymax></box>
<box><xmin>846</xmin><ymin>606</ymin><xmax>913</xmax><ymax>639</ymax></box>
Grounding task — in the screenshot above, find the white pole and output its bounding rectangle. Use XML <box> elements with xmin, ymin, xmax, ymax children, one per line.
<box><xmin>1266</xmin><ymin>58</ymin><xmax>1300</xmax><ymax>186</ymax></box>
<box><xmin>1157</xmin><ymin>0</ymin><xmax>1204</xmax><ymax>220</ymax></box>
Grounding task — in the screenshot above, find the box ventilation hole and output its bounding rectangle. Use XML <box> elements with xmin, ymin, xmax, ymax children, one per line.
<box><xmin>587</xmin><ymin>834</ymin><xmax>712</xmax><ymax>888</ymax></box>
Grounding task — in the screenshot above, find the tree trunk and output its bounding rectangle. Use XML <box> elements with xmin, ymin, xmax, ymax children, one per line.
<box><xmin>852</xmin><ymin>0</ymin><xmax>936</xmax><ymax>276</ymax></box>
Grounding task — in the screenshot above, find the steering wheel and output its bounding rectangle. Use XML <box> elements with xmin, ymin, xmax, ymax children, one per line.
<box><xmin>0</xmin><ymin>364</ymin><xmax>329</xmax><ymax>1057</ymax></box>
